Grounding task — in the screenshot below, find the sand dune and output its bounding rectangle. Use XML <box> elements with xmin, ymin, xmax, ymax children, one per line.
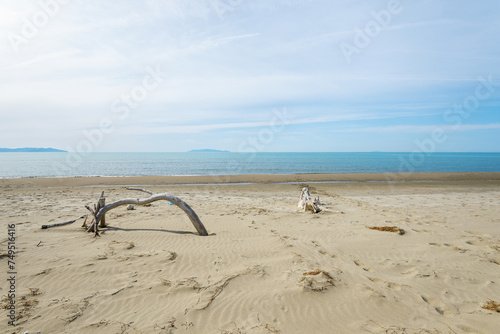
<box><xmin>1</xmin><ymin>174</ymin><xmax>500</xmax><ymax>333</ymax></box>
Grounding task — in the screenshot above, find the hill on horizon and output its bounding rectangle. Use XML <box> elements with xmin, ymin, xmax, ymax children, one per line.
<box><xmin>188</xmin><ymin>149</ymin><xmax>230</xmax><ymax>153</ymax></box>
<box><xmin>0</xmin><ymin>147</ymin><xmax>67</xmax><ymax>153</ymax></box>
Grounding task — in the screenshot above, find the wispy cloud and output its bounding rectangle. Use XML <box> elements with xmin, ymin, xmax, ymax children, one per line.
<box><xmin>386</xmin><ymin>19</ymin><xmax>457</xmax><ymax>32</ymax></box>
<box><xmin>121</xmin><ymin>111</ymin><xmax>428</xmax><ymax>134</ymax></box>
<box><xmin>339</xmin><ymin>123</ymin><xmax>500</xmax><ymax>133</ymax></box>
<box><xmin>5</xmin><ymin>49</ymin><xmax>81</xmax><ymax>69</ymax></box>
<box><xmin>158</xmin><ymin>33</ymin><xmax>260</xmax><ymax>60</ymax></box>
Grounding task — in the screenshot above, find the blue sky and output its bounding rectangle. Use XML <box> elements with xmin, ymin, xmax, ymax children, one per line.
<box><xmin>1</xmin><ymin>0</ymin><xmax>499</xmax><ymax>152</ymax></box>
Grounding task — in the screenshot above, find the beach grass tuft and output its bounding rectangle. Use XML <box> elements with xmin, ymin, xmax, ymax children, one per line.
<box><xmin>367</xmin><ymin>226</ymin><xmax>406</xmax><ymax>235</ymax></box>
<box><xmin>482</xmin><ymin>300</ymin><xmax>500</xmax><ymax>312</ymax></box>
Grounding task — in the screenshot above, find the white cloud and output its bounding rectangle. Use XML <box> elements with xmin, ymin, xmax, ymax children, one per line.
<box><xmin>5</xmin><ymin>48</ymin><xmax>81</xmax><ymax>69</ymax></box>
<box><xmin>116</xmin><ymin>110</ymin><xmax>425</xmax><ymax>134</ymax></box>
<box><xmin>339</xmin><ymin>123</ymin><xmax>500</xmax><ymax>133</ymax></box>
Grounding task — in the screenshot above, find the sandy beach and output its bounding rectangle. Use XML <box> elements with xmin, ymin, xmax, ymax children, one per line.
<box><xmin>1</xmin><ymin>173</ymin><xmax>500</xmax><ymax>333</ymax></box>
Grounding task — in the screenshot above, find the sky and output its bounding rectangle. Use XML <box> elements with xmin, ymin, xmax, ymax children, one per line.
<box><xmin>1</xmin><ymin>0</ymin><xmax>499</xmax><ymax>152</ymax></box>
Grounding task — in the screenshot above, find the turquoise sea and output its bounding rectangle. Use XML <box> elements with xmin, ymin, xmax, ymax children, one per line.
<box><xmin>0</xmin><ymin>152</ymin><xmax>499</xmax><ymax>179</ymax></box>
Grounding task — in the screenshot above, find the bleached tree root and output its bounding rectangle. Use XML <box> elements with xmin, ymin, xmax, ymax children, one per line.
<box><xmin>298</xmin><ymin>187</ymin><xmax>324</xmax><ymax>213</ymax></box>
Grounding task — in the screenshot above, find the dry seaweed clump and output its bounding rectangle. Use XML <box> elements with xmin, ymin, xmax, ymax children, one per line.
<box><xmin>367</xmin><ymin>226</ymin><xmax>405</xmax><ymax>235</ymax></box>
<box><xmin>300</xmin><ymin>270</ymin><xmax>335</xmax><ymax>292</ymax></box>
<box><xmin>1</xmin><ymin>294</ymin><xmax>40</xmax><ymax>324</ymax></box>
<box><xmin>482</xmin><ymin>300</ymin><xmax>500</xmax><ymax>312</ymax></box>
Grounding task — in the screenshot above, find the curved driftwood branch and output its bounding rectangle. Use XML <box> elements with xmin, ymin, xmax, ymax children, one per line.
<box><xmin>42</xmin><ymin>189</ymin><xmax>208</xmax><ymax>237</ymax></box>
<box><xmin>95</xmin><ymin>193</ymin><xmax>208</xmax><ymax>236</ymax></box>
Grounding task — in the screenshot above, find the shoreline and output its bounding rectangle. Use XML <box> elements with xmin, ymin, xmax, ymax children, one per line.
<box><xmin>1</xmin><ymin>172</ymin><xmax>500</xmax><ymax>188</ymax></box>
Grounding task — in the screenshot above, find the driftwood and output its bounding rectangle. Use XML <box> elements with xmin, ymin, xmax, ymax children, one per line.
<box><xmin>41</xmin><ymin>215</ymin><xmax>87</xmax><ymax>229</ymax></box>
<box><xmin>43</xmin><ymin>188</ymin><xmax>208</xmax><ymax>236</ymax></box>
<box><xmin>82</xmin><ymin>191</ymin><xmax>105</xmax><ymax>235</ymax></box>
<box><xmin>98</xmin><ymin>194</ymin><xmax>106</xmax><ymax>226</ymax></box>
<box><xmin>298</xmin><ymin>187</ymin><xmax>323</xmax><ymax>213</ymax></box>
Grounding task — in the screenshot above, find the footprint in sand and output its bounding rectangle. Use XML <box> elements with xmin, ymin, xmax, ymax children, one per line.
<box><xmin>466</xmin><ymin>230</ymin><xmax>491</xmax><ymax>238</ymax></box>
<box><xmin>421</xmin><ymin>295</ymin><xmax>454</xmax><ymax>318</ymax></box>
<box><xmin>412</xmin><ymin>228</ymin><xmax>441</xmax><ymax>235</ymax></box>
<box><xmin>443</xmin><ymin>243</ymin><xmax>468</xmax><ymax>253</ymax></box>
<box><xmin>318</xmin><ymin>249</ymin><xmax>336</xmax><ymax>258</ymax></box>
<box><xmin>311</xmin><ymin>240</ymin><xmax>336</xmax><ymax>258</ymax></box>
<box><xmin>465</xmin><ymin>239</ymin><xmax>497</xmax><ymax>250</ymax></box>
<box><xmin>368</xmin><ymin>277</ymin><xmax>402</xmax><ymax>291</ymax></box>
<box><xmin>354</xmin><ymin>260</ymin><xmax>371</xmax><ymax>272</ymax></box>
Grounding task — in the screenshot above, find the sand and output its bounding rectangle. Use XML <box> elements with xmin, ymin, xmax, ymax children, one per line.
<box><xmin>1</xmin><ymin>173</ymin><xmax>500</xmax><ymax>333</ymax></box>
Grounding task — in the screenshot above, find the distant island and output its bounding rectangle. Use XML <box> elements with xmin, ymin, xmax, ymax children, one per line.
<box><xmin>0</xmin><ymin>147</ymin><xmax>67</xmax><ymax>153</ymax></box>
<box><xmin>188</xmin><ymin>149</ymin><xmax>230</xmax><ymax>153</ymax></box>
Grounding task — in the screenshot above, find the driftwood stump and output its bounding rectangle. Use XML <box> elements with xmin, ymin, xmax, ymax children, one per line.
<box><xmin>298</xmin><ymin>187</ymin><xmax>323</xmax><ymax>213</ymax></box>
<box><xmin>98</xmin><ymin>195</ymin><xmax>106</xmax><ymax>226</ymax></box>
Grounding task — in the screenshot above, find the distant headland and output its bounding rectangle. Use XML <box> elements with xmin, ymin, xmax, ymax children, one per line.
<box><xmin>0</xmin><ymin>147</ymin><xmax>67</xmax><ymax>153</ymax></box>
<box><xmin>188</xmin><ymin>149</ymin><xmax>230</xmax><ymax>153</ymax></box>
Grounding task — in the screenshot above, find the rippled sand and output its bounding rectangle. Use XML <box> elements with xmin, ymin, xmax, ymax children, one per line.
<box><xmin>1</xmin><ymin>173</ymin><xmax>500</xmax><ymax>333</ymax></box>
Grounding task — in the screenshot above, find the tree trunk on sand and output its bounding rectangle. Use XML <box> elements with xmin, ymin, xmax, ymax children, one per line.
<box><xmin>298</xmin><ymin>187</ymin><xmax>323</xmax><ymax>213</ymax></box>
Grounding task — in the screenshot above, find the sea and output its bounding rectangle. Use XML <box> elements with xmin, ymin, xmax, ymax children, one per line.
<box><xmin>1</xmin><ymin>152</ymin><xmax>499</xmax><ymax>179</ymax></box>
